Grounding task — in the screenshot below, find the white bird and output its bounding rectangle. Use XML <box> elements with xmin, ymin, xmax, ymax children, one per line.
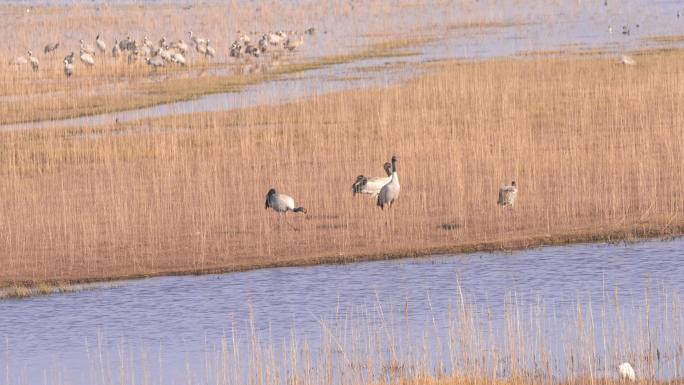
<box><xmin>267</xmin><ymin>31</ymin><xmax>286</xmax><ymax>46</ymax></box>
<box><xmin>284</xmin><ymin>36</ymin><xmax>304</xmax><ymax>51</ymax></box>
<box><xmin>265</xmin><ymin>189</ymin><xmax>306</xmax><ymax>214</ymax></box>
<box><xmin>171</xmin><ymin>39</ymin><xmax>188</xmax><ymax>53</ymax></box>
<box><xmin>80</xmin><ymin>50</ymin><xmax>95</xmax><ymax>66</ymax></box>
<box><xmin>158</xmin><ymin>47</ymin><xmax>173</xmax><ymax>62</ymax></box>
<box><xmin>188</xmin><ymin>31</ymin><xmax>206</xmax><ymax>47</ymax></box>
<box><xmin>377</xmin><ymin>155</ymin><xmax>400</xmax><ymax>209</ymax></box>
<box><xmin>146</xmin><ymin>56</ymin><xmax>165</xmax><ymax>68</ymax></box>
<box><xmin>9</xmin><ymin>55</ymin><xmax>28</xmax><ymax>66</ymax></box>
<box><xmin>171</xmin><ymin>52</ymin><xmax>186</xmax><ymax>66</ymax></box>
<box><xmin>352</xmin><ymin>162</ymin><xmax>392</xmax><ymax>196</ymax></box>
<box><xmin>621</xmin><ymin>55</ymin><xmax>636</xmax><ymax>65</ymax></box>
<box><xmin>619</xmin><ymin>362</ymin><xmax>636</xmax><ymax>381</ymax></box>
<box><xmin>28</xmin><ymin>50</ymin><xmax>38</xmax><ymax>71</ymax></box>
<box><xmin>63</xmin><ymin>59</ymin><xmax>74</xmax><ymax>77</ymax></box>
<box><xmin>80</xmin><ymin>39</ymin><xmax>96</xmax><ymax>56</ymax></box>
<box><xmin>96</xmin><ymin>34</ymin><xmax>106</xmax><ymax>53</ymax></box>
<box><xmin>497</xmin><ymin>181</ymin><xmax>518</xmax><ymax>207</ymax></box>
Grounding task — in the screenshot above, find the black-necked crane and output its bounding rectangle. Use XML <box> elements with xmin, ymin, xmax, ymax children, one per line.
<box><xmin>9</xmin><ymin>55</ymin><xmax>28</xmax><ymax>66</ymax></box>
<box><xmin>112</xmin><ymin>40</ymin><xmax>121</xmax><ymax>58</ymax></box>
<box><xmin>204</xmin><ymin>40</ymin><xmax>216</xmax><ymax>58</ymax></box>
<box><xmin>80</xmin><ymin>49</ymin><xmax>95</xmax><ymax>66</ymax></box>
<box><xmin>377</xmin><ymin>155</ymin><xmax>400</xmax><ymax>209</ymax></box>
<box><xmin>352</xmin><ymin>162</ymin><xmax>392</xmax><ymax>196</ymax></box>
<box><xmin>171</xmin><ymin>52</ymin><xmax>186</xmax><ymax>66</ymax></box>
<box><xmin>188</xmin><ymin>31</ymin><xmax>206</xmax><ymax>47</ymax></box>
<box><xmin>96</xmin><ymin>34</ymin><xmax>106</xmax><ymax>54</ymax></box>
<box><xmin>265</xmin><ymin>189</ymin><xmax>306</xmax><ymax>214</ymax></box>
<box><xmin>64</xmin><ymin>51</ymin><xmax>74</xmax><ymax>64</ymax></box>
<box><xmin>63</xmin><ymin>59</ymin><xmax>74</xmax><ymax>77</ymax></box>
<box><xmin>44</xmin><ymin>42</ymin><xmax>59</xmax><ymax>54</ymax></box>
<box><xmin>80</xmin><ymin>39</ymin><xmax>96</xmax><ymax>56</ymax></box>
<box><xmin>284</xmin><ymin>36</ymin><xmax>304</xmax><ymax>51</ymax></box>
<box><xmin>146</xmin><ymin>56</ymin><xmax>165</xmax><ymax>68</ymax></box>
<box><xmin>28</xmin><ymin>50</ymin><xmax>38</xmax><ymax>71</ymax></box>
<box><xmin>497</xmin><ymin>181</ymin><xmax>518</xmax><ymax>207</ymax></box>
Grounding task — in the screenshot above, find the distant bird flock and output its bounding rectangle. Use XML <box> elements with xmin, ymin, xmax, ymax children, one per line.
<box><xmin>9</xmin><ymin>28</ymin><xmax>314</xmax><ymax>76</ymax></box>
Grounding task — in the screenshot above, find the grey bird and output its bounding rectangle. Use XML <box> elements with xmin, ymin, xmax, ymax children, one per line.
<box><xmin>146</xmin><ymin>55</ymin><xmax>165</xmax><ymax>68</ymax></box>
<box><xmin>63</xmin><ymin>59</ymin><xmax>74</xmax><ymax>77</ymax></box>
<box><xmin>44</xmin><ymin>42</ymin><xmax>59</xmax><ymax>54</ymax></box>
<box><xmin>96</xmin><ymin>34</ymin><xmax>106</xmax><ymax>53</ymax></box>
<box><xmin>265</xmin><ymin>189</ymin><xmax>306</xmax><ymax>214</ymax></box>
<box><xmin>28</xmin><ymin>50</ymin><xmax>39</xmax><ymax>71</ymax></box>
<box><xmin>377</xmin><ymin>155</ymin><xmax>400</xmax><ymax>209</ymax></box>
<box><xmin>80</xmin><ymin>39</ymin><xmax>96</xmax><ymax>56</ymax></box>
<box><xmin>352</xmin><ymin>162</ymin><xmax>392</xmax><ymax>196</ymax></box>
<box><xmin>9</xmin><ymin>55</ymin><xmax>28</xmax><ymax>66</ymax></box>
<box><xmin>112</xmin><ymin>40</ymin><xmax>122</xmax><ymax>57</ymax></box>
<box><xmin>64</xmin><ymin>51</ymin><xmax>75</xmax><ymax>64</ymax></box>
<box><xmin>497</xmin><ymin>181</ymin><xmax>518</xmax><ymax>207</ymax></box>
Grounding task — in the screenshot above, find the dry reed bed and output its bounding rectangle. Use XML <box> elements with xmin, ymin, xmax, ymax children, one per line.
<box><xmin>1</xmin><ymin>50</ymin><xmax>683</xmax><ymax>286</ymax></box>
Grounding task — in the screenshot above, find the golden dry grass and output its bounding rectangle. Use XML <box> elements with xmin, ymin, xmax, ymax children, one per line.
<box><xmin>1</xmin><ymin>48</ymin><xmax>683</xmax><ymax>287</ymax></box>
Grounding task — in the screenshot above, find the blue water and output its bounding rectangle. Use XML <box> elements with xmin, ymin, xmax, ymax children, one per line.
<box><xmin>1</xmin><ymin>238</ymin><xmax>683</xmax><ymax>384</ymax></box>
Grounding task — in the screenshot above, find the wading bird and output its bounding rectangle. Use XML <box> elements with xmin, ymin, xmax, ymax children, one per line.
<box><xmin>171</xmin><ymin>39</ymin><xmax>188</xmax><ymax>53</ymax></box>
<box><xmin>352</xmin><ymin>162</ymin><xmax>392</xmax><ymax>196</ymax></box>
<box><xmin>284</xmin><ymin>36</ymin><xmax>304</xmax><ymax>51</ymax></box>
<box><xmin>9</xmin><ymin>55</ymin><xmax>28</xmax><ymax>66</ymax></box>
<box><xmin>64</xmin><ymin>51</ymin><xmax>74</xmax><ymax>64</ymax></box>
<box><xmin>497</xmin><ymin>181</ymin><xmax>518</xmax><ymax>207</ymax></box>
<box><xmin>204</xmin><ymin>40</ymin><xmax>216</xmax><ymax>58</ymax></box>
<box><xmin>112</xmin><ymin>40</ymin><xmax>121</xmax><ymax>57</ymax></box>
<box><xmin>619</xmin><ymin>362</ymin><xmax>635</xmax><ymax>381</ymax></box>
<box><xmin>28</xmin><ymin>50</ymin><xmax>38</xmax><ymax>71</ymax></box>
<box><xmin>377</xmin><ymin>155</ymin><xmax>400</xmax><ymax>209</ymax></box>
<box><xmin>80</xmin><ymin>49</ymin><xmax>95</xmax><ymax>66</ymax></box>
<box><xmin>146</xmin><ymin>56</ymin><xmax>165</xmax><ymax>68</ymax></box>
<box><xmin>188</xmin><ymin>31</ymin><xmax>206</xmax><ymax>47</ymax></box>
<box><xmin>171</xmin><ymin>52</ymin><xmax>186</xmax><ymax>65</ymax></box>
<box><xmin>96</xmin><ymin>34</ymin><xmax>106</xmax><ymax>53</ymax></box>
<box><xmin>230</xmin><ymin>41</ymin><xmax>243</xmax><ymax>58</ymax></box>
<box><xmin>44</xmin><ymin>42</ymin><xmax>59</xmax><ymax>54</ymax></box>
<box><xmin>265</xmin><ymin>189</ymin><xmax>306</xmax><ymax>214</ymax></box>
<box><xmin>80</xmin><ymin>39</ymin><xmax>96</xmax><ymax>56</ymax></box>
<box><xmin>63</xmin><ymin>59</ymin><xmax>73</xmax><ymax>77</ymax></box>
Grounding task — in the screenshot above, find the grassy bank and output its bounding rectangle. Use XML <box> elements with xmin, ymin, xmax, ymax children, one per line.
<box><xmin>1</xmin><ymin>49</ymin><xmax>683</xmax><ymax>287</ymax></box>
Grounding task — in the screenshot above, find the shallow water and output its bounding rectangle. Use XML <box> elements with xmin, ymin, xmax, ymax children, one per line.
<box><xmin>1</xmin><ymin>238</ymin><xmax>683</xmax><ymax>384</ymax></box>
<box><xmin>2</xmin><ymin>0</ymin><xmax>683</xmax><ymax>131</ymax></box>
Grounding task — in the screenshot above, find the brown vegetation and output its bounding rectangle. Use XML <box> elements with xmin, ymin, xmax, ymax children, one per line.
<box><xmin>1</xmin><ymin>48</ymin><xmax>683</xmax><ymax>287</ymax></box>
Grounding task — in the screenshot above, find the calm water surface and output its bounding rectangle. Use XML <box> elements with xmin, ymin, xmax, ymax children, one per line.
<box><xmin>1</xmin><ymin>238</ymin><xmax>683</xmax><ymax>384</ymax></box>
